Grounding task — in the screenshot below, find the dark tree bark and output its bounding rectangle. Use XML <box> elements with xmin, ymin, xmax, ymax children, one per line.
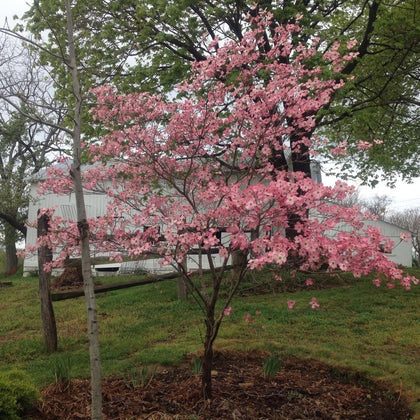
<box><xmin>177</xmin><ymin>258</ymin><xmax>188</xmax><ymax>300</ymax></box>
<box><xmin>0</xmin><ymin>212</ymin><xmax>27</xmax><ymax>236</ymax></box>
<box><xmin>37</xmin><ymin>211</ymin><xmax>57</xmax><ymax>353</ymax></box>
<box><xmin>4</xmin><ymin>222</ymin><xmax>18</xmax><ymax>277</ymax></box>
<box><xmin>231</xmin><ymin>249</ymin><xmax>248</xmax><ymax>281</ymax></box>
<box><xmin>202</xmin><ymin>306</ymin><xmax>215</xmax><ymax>400</ymax></box>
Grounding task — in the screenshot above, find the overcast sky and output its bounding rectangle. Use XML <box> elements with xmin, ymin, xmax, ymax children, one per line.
<box><xmin>2</xmin><ymin>0</ymin><xmax>419</xmax><ymax>212</ymax></box>
<box><xmin>1</xmin><ymin>0</ymin><xmax>29</xmax><ymax>27</ymax></box>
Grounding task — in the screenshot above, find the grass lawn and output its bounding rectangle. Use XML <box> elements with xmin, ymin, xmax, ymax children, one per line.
<box><xmin>0</xmin><ymin>267</ymin><xmax>419</xmax><ymax>415</ymax></box>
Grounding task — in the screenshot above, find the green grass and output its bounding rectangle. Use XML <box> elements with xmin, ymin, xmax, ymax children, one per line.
<box><xmin>1</xmin><ymin>267</ymin><xmax>419</xmax><ymax>415</ymax></box>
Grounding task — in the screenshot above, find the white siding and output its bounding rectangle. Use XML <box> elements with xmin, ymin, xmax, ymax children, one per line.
<box><xmin>23</xmin><ymin>185</ymin><xmax>113</xmax><ymax>276</ymax></box>
<box><xmin>323</xmin><ymin>217</ymin><xmax>412</xmax><ymax>267</ymax></box>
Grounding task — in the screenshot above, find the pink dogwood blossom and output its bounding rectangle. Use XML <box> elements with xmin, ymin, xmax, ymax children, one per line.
<box><xmin>372</xmin><ymin>278</ymin><xmax>382</xmax><ymax>287</ymax></box>
<box><xmin>244</xmin><ymin>313</ymin><xmax>254</xmax><ymax>323</ymax></box>
<box><xmin>399</xmin><ymin>233</ymin><xmax>411</xmax><ymax>242</ymax></box>
<box><xmin>357</xmin><ymin>140</ymin><xmax>372</xmax><ymax>150</ymax></box>
<box><xmin>223</xmin><ymin>307</ymin><xmax>233</xmax><ymax>316</ymax></box>
<box><xmin>309</xmin><ymin>297</ymin><xmax>320</xmax><ymax>309</ymax></box>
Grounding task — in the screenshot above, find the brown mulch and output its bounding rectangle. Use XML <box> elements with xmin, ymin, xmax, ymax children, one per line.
<box><xmin>52</xmin><ymin>266</ymin><xmax>85</xmax><ymax>290</ymax></box>
<box><xmin>27</xmin><ymin>350</ymin><xmax>412</xmax><ymax>419</ymax></box>
<box><xmin>52</xmin><ymin>267</ymin><xmax>102</xmax><ymax>291</ymax></box>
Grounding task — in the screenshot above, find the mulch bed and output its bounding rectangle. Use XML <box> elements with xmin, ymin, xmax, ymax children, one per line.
<box><xmin>27</xmin><ymin>350</ymin><xmax>412</xmax><ymax>419</ymax></box>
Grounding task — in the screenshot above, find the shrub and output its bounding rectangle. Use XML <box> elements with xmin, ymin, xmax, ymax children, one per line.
<box><xmin>0</xmin><ymin>369</ymin><xmax>39</xmax><ymax>420</ymax></box>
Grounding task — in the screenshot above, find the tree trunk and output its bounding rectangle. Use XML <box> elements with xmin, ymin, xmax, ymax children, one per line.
<box><xmin>177</xmin><ymin>258</ymin><xmax>188</xmax><ymax>300</ymax></box>
<box><xmin>231</xmin><ymin>249</ymin><xmax>247</xmax><ymax>281</ymax></box>
<box><xmin>4</xmin><ymin>222</ymin><xmax>18</xmax><ymax>276</ymax></box>
<box><xmin>286</xmin><ymin>137</ymin><xmax>311</xmax><ymax>266</ymax></box>
<box><xmin>65</xmin><ymin>1</ymin><xmax>103</xmax><ymax>418</ymax></box>
<box><xmin>270</xmin><ymin>128</ymin><xmax>312</xmax><ymax>264</ymax></box>
<box><xmin>37</xmin><ymin>212</ymin><xmax>57</xmax><ymax>353</ymax></box>
<box><xmin>200</xmin><ymin>257</ymin><xmax>246</xmax><ymax>402</ymax></box>
<box><xmin>201</xmin><ymin>314</ymin><xmax>215</xmax><ymax>400</ymax></box>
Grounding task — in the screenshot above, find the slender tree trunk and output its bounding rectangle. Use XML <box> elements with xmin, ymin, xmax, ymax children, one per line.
<box><xmin>202</xmin><ymin>311</ymin><xmax>215</xmax><ymax>400</ymax></box>
<box><xmin>37</xmin><ymin>211</ymin><xmax>57</xmax><ymax>353</ymax></box>
<box><xmin>177</xmin><ymin>258</ymin><xmax>188</xmax><ymax>300</ymax></box>
<box><xmin>4</xmin><ymin>223</ymin><xmax>18</xmax><ymax>276</ymax></box>
<box><xmin>200</xmin><ymin>259</ymin><xmax>246</xmax><ymax>401</ymax></box>
<box><xmin>65</xmin><ymin>1</ymin><xmax>103</xmax><ymax>418</ymax></box>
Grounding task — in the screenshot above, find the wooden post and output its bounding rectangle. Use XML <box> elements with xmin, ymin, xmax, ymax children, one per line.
<box><xmin>37</xmin><ymin>210</ymin><xmax>57</xmax><ymax>353</ymax></box>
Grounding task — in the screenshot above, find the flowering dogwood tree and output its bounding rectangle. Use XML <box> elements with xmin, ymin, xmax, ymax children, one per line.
<box><xmin>35</xmin><ymin>13</ymin><xmax>417</xmax><ymax>400</ymax></box>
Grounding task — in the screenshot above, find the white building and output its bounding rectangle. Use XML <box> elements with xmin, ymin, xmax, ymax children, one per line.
<box><xmin>323</xmin><ymin>217</ymin><xmax>413</xmax><ymax>267</ymax></box>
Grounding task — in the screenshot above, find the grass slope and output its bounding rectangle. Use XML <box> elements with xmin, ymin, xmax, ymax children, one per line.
<box><xmin>0</xmin><ymin>268</ymin><xmax>419</xmax><ymax>414</ymax></box>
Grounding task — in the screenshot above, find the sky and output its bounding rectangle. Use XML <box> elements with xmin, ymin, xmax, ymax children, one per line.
<box><xmin>2</xmin><ymin>1</ymin><xmax>419</xmax><ymax>213</ymax></box>
<box><xmin>322</xmin><ymin>171</ymin><xmax>420</xmax><ymax>212</ymax></box>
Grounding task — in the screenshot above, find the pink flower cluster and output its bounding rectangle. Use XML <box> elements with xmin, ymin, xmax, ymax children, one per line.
<box><xmin>223</xmin><ymin>307</ymin><xmax>233</xmax><ymax>316</ymax></box>
<box><xmin>309</xmin><ymin>297</ymin><xmax>320</xmax><ymax>309</ymax></box>
<box><xmin>244</xmin><ymin>311</ymin><xmax>262</xmax><ymax>323</ymax></box>
<box><xmin>287</xmin><ymin>300</ymin><xmax>296</xmax><ymax>309</ymax></box>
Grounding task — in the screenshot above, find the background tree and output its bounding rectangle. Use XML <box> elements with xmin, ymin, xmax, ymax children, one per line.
<box><xmin>0</xmin><ymin>111</ymin><xmax>30</xmax><ymax>275</ymax></box>
<box><xmin>318</xmin><ymin>0</ymin><xmax>419</xmax><ymax>185</ymax></box>
<box><xmin>37</xmin><ymin>210</ymin><xmax>57</xmax><ymax>352</ymax></box>
<box><xmin>21</xmin><ymin>0</ymin><xmax>420</xmax><ymax>184</ymax></box>
<box><xmin>361</xmin><ymin>194</ymin><xmax>393</xmax><ymax>219</ymax></box>
<box><xmin>0</xmin><ymin>33</ymin><xmax>64</xmax><ymax>275</ymax></box>
<box><xmin>0</xmin><ymin>107</ymin><xmax>61</xmax><ymax>275</ymax></box>
<box><xmin>341</xmin><ymin>191</ymin><xmax>393</xmax><ymax>219</ymax></box>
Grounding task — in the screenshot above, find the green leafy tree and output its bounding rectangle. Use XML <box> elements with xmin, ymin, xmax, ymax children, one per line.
<box><xmin>318</xmin><ymin>0</ymin><xmax>419</xmax><ymax>185</ymax></box>
<box><xmin>20</xmin><ymin>0</ymin><xmax>420</xmax><ymax>184</ymax></box>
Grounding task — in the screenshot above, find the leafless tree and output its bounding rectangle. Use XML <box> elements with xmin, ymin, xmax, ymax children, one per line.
<box><xmin>362</xmin><ymin>194</ymin><xmax>393</xmax><ymax>219</ymax></box>
<box><xmin>338</xmin><ymin>191</ymin><xmax>393</xmax><ymax>219</ymax></box>
<box><xmin>0</xmin><ymin>33</ymin><xmax>65</xmax><ymax>275</ymax></box>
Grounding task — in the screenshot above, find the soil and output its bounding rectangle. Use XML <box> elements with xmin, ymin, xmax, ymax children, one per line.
<box><xmin>52</xmin><ymin>267</ymin><xmax>103</xmax><ymax>291</ymax></box>
<box><xmin>27</xmin><ymin>350</ymin><xmax>412</xmax><ymax>419</ymax></box>
<box><xmin>52</xmin><ymin>266</ymin><xmax>85</xmax><ymax>290</ymax></box>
